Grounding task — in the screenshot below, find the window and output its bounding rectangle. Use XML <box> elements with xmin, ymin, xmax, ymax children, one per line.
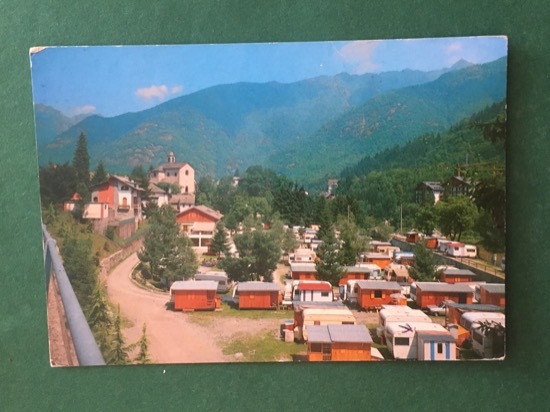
<box><xmin>93</xmin><ymin>196</ymin><xmax>98</xmax><ymax>202</ymax></box>
<box><xmin>321</xmin><ymin>292</ymin><xmax>329</xmax><ymax>297</ymax></box>
<box><xmin>374</xmin><ymin>290</ymin><xmax>382</xmax><ymax>298</ymax></box>
<box><xmin>472</xmin><ymin>330</ymin><xmax>484</xmax><ymax>345</ymax></box>
<box><xmin>342</xmin><ymin>321</ymin><xmax>354</xmax><ymax>325</ymax></box>
<box><xmin>185</xmin><ymin>170</ymin><xmax>189</xmax><ymax>176</ymax></box>
<box><xmin>311</xmin><ymin>343</ymin><xmax>322</xmax><ymax>353</ymax></box>
<box><xmin>437</xmin><ymin>343</ymin><xmax>443</xmax><ymax>354</ymax></box>
<box><xmin>394</xmin><ymin>337</ymin><xmax>410</xmax><ymax>346</ymax></box>
<box><xmin>314</xmin><ymin>321</ymin><xmax>320</xmax><ymax>325</ymax></box>
<box><xmin>121</xmin><ymin>185</ymin><xmax>129</xmax><ymax>191</ymax></box>
<box><xmin>322</xmin><ymin>344</ymin><xmax>332</xmax><ymax>361</ymax></box>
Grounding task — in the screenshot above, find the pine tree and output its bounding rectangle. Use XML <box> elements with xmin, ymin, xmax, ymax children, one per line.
<box><xmin>108</xmin><ymin>305</ymin><xmax>130</xmax><ymax>365</ymax></box>
<box><xmin>134</xmin><ymin>323</ymin><xmax>151</xmax><ymax>364</ymax></box>
<box><xmin>86</xmin><ymin>280</ymin><xmax>112</xmax><ymax>356</ymax></box>
<box><xmin>72</xmin><ymin>132</ymin><xmax>90</xmax><ymax>198</ymax></box>
<box><xmin>90</xmin><ymin>161</ymin><xmax>108</xmax><ymax>186</ymax></box>
<box><xmin>210</xmin><ymin>221</ymin><xmax>231</xmax><ymax>257</ymax></box>
<box><xmin>315</xmin><ymin>229</ymin><xmax>346</xmax><ymax>285</ymax></box>
<box><xmin>409</xmin><ymin>240</ymin><xmax>436</xmax><ymax>281</ymax></box>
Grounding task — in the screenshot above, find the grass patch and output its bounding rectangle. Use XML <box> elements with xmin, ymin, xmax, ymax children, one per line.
<box><xmin>188</xmin><ymin>302</ymin><xmax>292</xmax><ymax>322</ymax></box>
<box><xmin>223</xmin><ymin>331</ymin><xmax>306</xmax><ymax>362</ymax></box>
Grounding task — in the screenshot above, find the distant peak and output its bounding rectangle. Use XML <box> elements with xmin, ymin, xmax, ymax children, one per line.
<box><xmin>450</xmin><ymin>59</ymin><xmax>474</xmax><ymax>70</ymax></box>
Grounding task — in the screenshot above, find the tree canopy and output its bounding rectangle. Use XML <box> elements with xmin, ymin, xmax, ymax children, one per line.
<box><xmin>138</xmin><ymin>205</ymin><xmax>198</xmax><ymax>286</ymax></box>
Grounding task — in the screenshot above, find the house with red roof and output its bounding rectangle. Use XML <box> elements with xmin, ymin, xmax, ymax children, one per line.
<box><xmin>176</xmin><ymin>205</ymin><xmax>223</xmax><ymax>253</ymax></box>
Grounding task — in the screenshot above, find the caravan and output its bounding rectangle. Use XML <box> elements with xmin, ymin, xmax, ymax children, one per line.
<box><xmin>194</xmin><ymin>271</ymin><xmax>230</xmax><ymax>293</ymax></box>
<box><xmin>471</xmin><ymin>319</ymin><xmax>506</xmax><ymax>358</ymax></box>
<box><xmin>376</xmin><ymin>307</ymin><xmax>432</xmax><ymax>339</ymax></box>
<box><xmin>295</xmin><ymin>307</ymin><xmax>357</xmax><ymax>341</ymax></box>
<box><xmin>385</xmin><ymin>322</ymin><xmax>454</xmax><ymax>360</ymax></box>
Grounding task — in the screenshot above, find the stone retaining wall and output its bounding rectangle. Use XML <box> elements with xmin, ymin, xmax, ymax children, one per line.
<box><xmin>100</xmin><ymin>237</ymin><xmax>143</xmax><ymax>278</ymax></box>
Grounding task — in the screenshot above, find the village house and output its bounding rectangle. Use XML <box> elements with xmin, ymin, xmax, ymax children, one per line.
<box><xmin>439</xmin><ymin>267</ymin><xmax>477</xmax><ymax>284</ymax></box>
<box><xmin>149</xmin><ymin>151</ymin><xmax>195</xmax><ymax>196</ymax></box>
<box><xmin>355</xmin><ymin>280</ymin><xmax>403</xmax><ymax>310</ymax></box>
<box><xmin>84</xmin><ymin>175</ymin><xmax>144</xmax><ymax>239</ymax></box>
<box><xmin>415</xmin><ymin>181</ymin><xmax>444</xmax><ymax>204</ymax></box>
<box><xmin>147</xmin><ymin>183</ymin><xmax>171</xmax><ymax>207</ymax></box>
<box><xmin>445</xmin><ymin>175</ymin><xmax>471</xmax><ymax>198</ymax></box>
<box><xmin>306</xmin><ymin>324</ymin><xmax>374</xmax><ymax>362</ymax></box>
<box><xmin>63</xmin><ymin>192</ymin><xmax>82</xmax><ymax>212</ymax></box>
<box><xmin>169</xmin><ymin>193</ymin><xmax>196</xmax><ymax>213</ymax></box>
<box><xmin>170</xmin><ymin>280</ymin><xmax>220</xmax><ymax>311</ymax></box>
<box><xmin>175</xmin><ymin>205</ymin><xmax>223</xmax><ymax>253</ymax></box>
<box><xmin>233</xmin><ymin>282</ymin><xmax>282</xmax><ymax>310</ymax></box>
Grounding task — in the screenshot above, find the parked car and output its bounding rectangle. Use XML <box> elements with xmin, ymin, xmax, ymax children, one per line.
<box><xmin>426</xmin><ymin>300</ymin><xmax>454</xmax><ymax>316</ymax></box>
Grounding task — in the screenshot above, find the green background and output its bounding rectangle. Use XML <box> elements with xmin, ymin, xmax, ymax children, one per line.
<box><xmin>1</xmin><ymin>1</ymin><xmax>548</xmax><ymax>410</ymax></box>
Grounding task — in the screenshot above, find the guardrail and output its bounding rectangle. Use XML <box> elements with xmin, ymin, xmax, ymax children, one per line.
<box><xmin>43</xmin><ymin>225</ymin><xmax>106</xmax><ymax>366</ymax></box>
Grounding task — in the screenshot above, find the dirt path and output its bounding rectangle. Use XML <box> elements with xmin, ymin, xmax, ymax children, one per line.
<box><xmin>106</xmin><ymin>253</ymin><xmax>230</xmax><ymax>363</ymax></box>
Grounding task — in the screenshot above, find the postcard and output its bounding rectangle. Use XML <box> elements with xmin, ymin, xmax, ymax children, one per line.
<box><xmin>31</xmin><ymin>36</ymin><xmax>507</xmax><ymax>366</ymax></box>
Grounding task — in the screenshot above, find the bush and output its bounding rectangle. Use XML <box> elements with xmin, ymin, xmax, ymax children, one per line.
<box><xmin>105</xmin><ymin>226</ymin><xmax>115</xmax><ymax>240</ymax></box>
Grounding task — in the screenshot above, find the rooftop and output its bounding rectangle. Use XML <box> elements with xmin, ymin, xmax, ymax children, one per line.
<box><xmin>481</xmin><ymin>284</ymin><xmax>505</xmax><ymax>294</ymax></box>
<box><xmin>416</xmin><ymin>282</ymin><xmax>473</xmax><ymax>293</ymax></box>
<box><xmin>356</xmin><ymin>280</ymin><xmax>402</xmax><ymax>291</ymax></box>
<box><xmin>237</xmin><ymin>282</ymin><xmax>281</xmax><ymax>292</ymax></box>
<box><xmin>306</xmin><ymin>324</ymin><xmax>373</xmax><ymax>344</ymax></box>
<box><xmin>170</xmin><ymin>280</ymin><xmax>218</xmax><ymax>291</ymax></box>
<box><xmin>290</xmin><ymin>263</ymin><xmax>317</xmax><ymax>272</ymax></box>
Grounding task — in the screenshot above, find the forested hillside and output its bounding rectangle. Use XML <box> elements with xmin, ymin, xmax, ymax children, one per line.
<box><xmin>35</xmin><ymin>59</ymin><xmax>504</xmax><ymax>185</ymax></box>
<box><xmin>267</xmin><ymin>57</ymin><xmax>506</xmax><ymax>186</ymax></box>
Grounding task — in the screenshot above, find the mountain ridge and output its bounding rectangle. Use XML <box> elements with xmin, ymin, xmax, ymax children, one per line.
<box><xmin>36</xmin><ymin>57</ymin><xmax>506</xmax><ymax>185</ymax></box>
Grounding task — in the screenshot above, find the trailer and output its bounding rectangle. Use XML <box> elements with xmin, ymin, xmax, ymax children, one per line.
<box><xmin>471</xmin><ymin>319</ymin><xmax>506</xmax><ymax>358</ymax></box>
<box><xmin>385</xmin><ymin>322</ymin><xmax>454</xmax><ymax>360</ymax></box>
<box><xmin>295</xmin><ymin>307</ymin><xmax>357</xmax><ymax>341</ymax></box>
<box><xmin>446</xmin><ymin>243</ymin><xmax>478</xmax><ymax>258</ymax></box>
<box><xmin>194</xmin><ymin>271</ymin><xmax>230</xmax><ymax>293</ymax></box>
<box><xmin>376</xmin><ymin>308</ymin><xmax>431</xmax><ymax>340</ymax></box>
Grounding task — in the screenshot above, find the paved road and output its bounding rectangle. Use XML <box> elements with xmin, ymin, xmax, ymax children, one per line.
<box><xmin>106</xmin><ymin>253</ymin><xmax>229</xmax><ymax>363</ymax></box>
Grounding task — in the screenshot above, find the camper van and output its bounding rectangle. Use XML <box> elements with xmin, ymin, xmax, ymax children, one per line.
<box><xmin>446</xmin><ymin>243</ymin><xmax>478</xmax><ymax>258</ymax></box>
<box><xmin>471</xmin><ymin>319</ymin><xmax>506</xmax><ymax>358</ymax></box>
<box><xmin>283</xmin><ymin>280</ymin><xmax>334</xmax><ymax>304</ymax></box>
<box><xmin>341</xmin><ymin>279</ymin><xmax>360</xmax><ymax>304</ymax></box>
<box><xmin>385</xmin><ymin>322</ymin><xmax>451</xmax><ymax>360</ymax></box>
<box><xmin>376</xmin><ymin>308</ymin><xmax>432</xmax><ymax>339</ymax></box>
<box><xmin>460</xmin><ymin>312</ymin><xmax>506</xmax><ymax>333</ymax></box>
<box><xmin>195</xmin><ymin>272</ymin><xmax>230</xmax><ymax>293</ymax></box>
<box><xmin>295</xmin><ymin>307</ymin><xmax>357</xmax><ymax>341</ymax></box>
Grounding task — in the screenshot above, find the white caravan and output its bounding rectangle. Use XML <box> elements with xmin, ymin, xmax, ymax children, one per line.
<box><xmin>385</xmin><ymin>322</ymin><xmax>451</xmax><ymax>360</ymax></box>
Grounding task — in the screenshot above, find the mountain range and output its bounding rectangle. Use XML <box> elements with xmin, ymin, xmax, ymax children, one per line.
<box><xmin>35</xmin><ymin>57</ymin><xmax>506</xmax><ymax>186</ymax></box>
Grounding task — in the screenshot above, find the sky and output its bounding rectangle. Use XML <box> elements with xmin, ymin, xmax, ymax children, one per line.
<box><xmin>30</xmin><ymin>36</ymin><xmax>507</xmax><ymax>118</ymax></box>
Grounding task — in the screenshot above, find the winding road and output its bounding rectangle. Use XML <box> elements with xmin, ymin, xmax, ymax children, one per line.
<box><xmin>105</xmin><ymin>253</ymin><xmax>229</xmax><ymax>363</ymax></box>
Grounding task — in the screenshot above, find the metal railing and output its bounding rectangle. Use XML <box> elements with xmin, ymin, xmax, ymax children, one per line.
<box><xmin>43</xmin><ymin>225</ymin><xmax>106</xmax><ymax>366</ymax></box>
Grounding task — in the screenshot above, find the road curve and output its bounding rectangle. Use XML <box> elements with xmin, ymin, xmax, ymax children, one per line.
<box><xmin>105</xmin><ymin>253</ymin><xmax>229</xmax><ymax>364</ymax></box>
